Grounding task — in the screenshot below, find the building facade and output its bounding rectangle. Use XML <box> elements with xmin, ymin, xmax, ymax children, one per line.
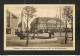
<box><xmin>30</xmin><ymin>17</ymin><xmax>64</xmax><ymax>33</ymax></box>
<box><xmin>6</xmin><ymin>10</ymin><xmax>18</xmax><ymax>35</ymax></box>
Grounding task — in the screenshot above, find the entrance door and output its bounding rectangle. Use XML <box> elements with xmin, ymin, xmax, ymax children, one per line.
<box><xmin>6</xmin><ymin>29</ymin><xmax>11</xmax><ymax>34</ymax></box>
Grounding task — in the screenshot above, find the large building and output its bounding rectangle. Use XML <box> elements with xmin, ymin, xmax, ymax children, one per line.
<box><xmin>6</xmin><ymin>10</ymin><xmax>18</xmax><ymax>35</ymax></box>
<box><xmin>30</xmin><ymin>17</ymin><xmax>64</xmax><ymax>33</ymax></box>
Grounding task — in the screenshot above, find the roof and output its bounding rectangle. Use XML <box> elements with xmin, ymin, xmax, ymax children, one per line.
<box><xmin>35</xmin><ymin>17</ymin><xmax>64</xmax><ymax>23</ymax></box>
<box><xmin>7</xmin><ymin>10</ymin><xmax>18</xmax><ymax>19</ymax></box>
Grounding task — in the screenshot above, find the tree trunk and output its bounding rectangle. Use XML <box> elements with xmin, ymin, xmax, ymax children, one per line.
<box><xmin>60</xmin><ymin>6</ymin><xmax>61</xmax><ymax>36</ymax></box>
<box><xmin>26</xmin><ymin>17</ymin><xmax>29</xmax><ymax>46</ymax></box>
<box><xmin>65</xmin><ymin>16</ymin><xmax>68</xmax><ymax>44</ymax></box>
<box><xmin>71</xmin><ymin>18</ymin><xmax>73</xmax><ymax>40</ymax></box>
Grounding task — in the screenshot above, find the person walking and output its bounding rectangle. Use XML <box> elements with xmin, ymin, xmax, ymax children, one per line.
<box><xmin>49</xmin><ymin>32</ymin><xmax>51</xmax><ymax>38</ymax></box>
<box><xmin>53</xmin><ymin>31</ymin><xmax>55</xmax><ymax>38</ymax></box>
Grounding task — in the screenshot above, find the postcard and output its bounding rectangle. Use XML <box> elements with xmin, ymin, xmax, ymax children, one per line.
<box><xmin>4</xmin><ymin>4</ymin><xmax>75</xmax><ymax>50</ymax></box>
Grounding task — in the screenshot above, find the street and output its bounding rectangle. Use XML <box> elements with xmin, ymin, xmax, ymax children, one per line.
<box><xmin>6</xmin><ymin>32</ymin><xmax>73</xmax><ymax>47</ymax></box>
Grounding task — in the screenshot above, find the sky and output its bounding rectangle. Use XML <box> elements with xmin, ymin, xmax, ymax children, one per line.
<box><xmin>5</xmin><ymin>4</ymin><xmax>74</xmax><ymax>29</ymax></box>
<box><xmin>5</xmin><ymin>5</ymin><xmax>63</xmax><ymax>23</ymax></box>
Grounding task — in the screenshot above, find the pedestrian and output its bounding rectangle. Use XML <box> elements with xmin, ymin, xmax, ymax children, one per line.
<box><xmin>53</xmin><ymin>31</ymin><xmax>55</xmax><ymax>38</ymax></box>
<box><xmin>49</xmin><ymin>32</ymin><xmax>51</xmax><ymax>38</ymax></box>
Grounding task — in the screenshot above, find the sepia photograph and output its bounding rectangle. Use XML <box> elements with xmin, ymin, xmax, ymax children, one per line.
<box><xmin>4</xmin><ymin>4</ymin><xmax>75</xmax><ymax>50</ymax></box>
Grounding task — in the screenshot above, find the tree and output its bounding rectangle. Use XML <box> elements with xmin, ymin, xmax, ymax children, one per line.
<box><xmin>23</xmin><ymin>6</ymin><xmax>36</xmax><ymax>46</ymax></box>
<box><xmin>62</xmin><ymin>6</ymin><xmax>73</xmax><ymax>44</ymax></box>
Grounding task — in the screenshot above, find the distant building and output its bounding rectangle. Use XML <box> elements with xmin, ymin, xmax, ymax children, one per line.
<box><xmin>30</xmin><ymin>17</ymin><xmax>64</xmax><ymax>32</ymax></box>
<box><xmin>6</xmin><ymin>10</ymin><xmax>18</xmax><ymax>35</ymax></box>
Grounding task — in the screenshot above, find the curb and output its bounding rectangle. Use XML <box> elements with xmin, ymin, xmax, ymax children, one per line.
<box><xmin>29</xmin><ymin>38</ymin><xmax>58</xmax><ymax>44</ymax></box>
